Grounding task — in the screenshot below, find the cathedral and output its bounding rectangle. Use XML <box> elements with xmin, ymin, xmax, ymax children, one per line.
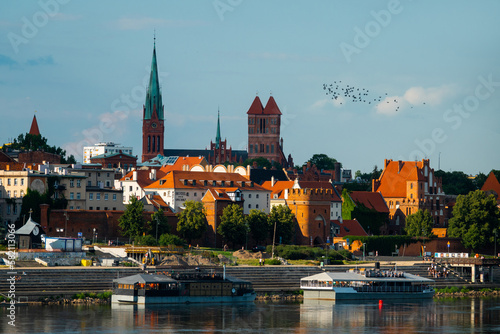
<box><xmin>141</xmin><ymin>43</ymin><xmax>293</xmax><ymax>168</ymax></box>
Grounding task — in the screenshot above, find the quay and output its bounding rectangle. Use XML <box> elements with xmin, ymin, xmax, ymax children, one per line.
<box><xmin>1</xmin><ymin>257</ymin><xmax>500</xmax><ymax>301</ymax></box>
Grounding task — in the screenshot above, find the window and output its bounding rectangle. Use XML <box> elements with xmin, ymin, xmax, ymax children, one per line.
<box><xmin>88</xmin><ymin>181</ymin><xmax>92</xmax><ymax>187</ymax></box>
<box><xmin>271</xmin><ymin>144</ymin><xmax>274</xmax><ymax>153</ymax></box>
<box><xmin>256</xmin><ymin>194</ymin><xmax>259</xmax><ymax>199</ymax></box>
<box><xmin>213</xmin><ymin>181</ymin><xmax>217</xmax><ymax>186</ymax></box>
<box><xmin>129</xmin><ymin>186</ymin><xmax>133</xmax><ymax>191</ymax></box>
<box><xmin>77</xmin><ymin>180</ymin><xmax>81</xmax><ymax>187</ymax></box>
<box><xmin>248</xmin><ymin>204</ymin><xmax>251</xmax><ymax>208</ymax></box>
<box><xmin>70</xmin><ymin>179</ymin><xmax>74</xmax><ymax>187</ymax></box>
<box><xmin>13</xmin><ymin>191</ymin><xmax>17</xmax><ymax>197</ymax></box>
<box><xmin>69</xmin><ymin>206</ymin><xmax>74</xmax><ymax>210</ymax></box>
<box><xmin>221</xmin><ymin>181</ymin><xmax>225</xmax><ymax>187</ymax></box>
<box><xmin>194</xmin><ymin>192</ymin><xmax>197</xmax><ymax>197</ymax></box>
<box><xmin>20</xmin><ymin>190</ymin><xmax>24</xmax><ymax>197</ymax></box>
<box><xmin>113</xmin><ymin>194</ymin><xmax>117</xmax><ymax>201</ymax></box>
<box><xmin>96</xmin><ymin>207</ymin><xmax>100</xmax><ymax>210</ymax></box>
<box><xmin>107</xmin><ymin>173</ymin><xmax>110</xmax><ymax>177</ymax></box>
<box><xmin>76</xmin><ymin>206</ymin><xmax>80</xmax><ymax>210</ymax></box>
<box><xmin>7</xmin><ymin>191</ymin><xmax>11</xmax><ymax>197</ymax></box>
<box><xmin>248</xmin><ymin>194</ymin><xmax>252</xmax><ymax>198</ymax></box>
<box><xmin>14</xmin><ymin>179</ymin><xmax>17</xmax><ymax>186</ymax></box>
<box><xmin>7</xmin><ymin>179</ymin><xmax>11</xmax><ymax>186</ymax></box>
<box><xmin>89</xmin><ymin>207</ymin><xmax>93</xmax><ymax>210</ymax></box>
<box><xmin>266</xmin><ymin>145</ymin><xmax>269</xmax><ymax>153</ymax></box>
<box><xmin>104</xmin><ymin>194</ymin><xmax>108</xmax><ymax>200</ymax></box>
<box><xmin>77</xmin><ymin>193</ymin><xmax>81</xmax><ymax>200</ymax></box>
<box><xmin>256</xmin><ymin>204</ymin><xmax>259</xmax><ymax>209</ymax></box>
<box><xmin>184</xmin><ymin>180</ymin><xmax>188</xmax><ymax>186</ymax></box>
<box><xmin>89</xmin><ymin>193</ymin><xmax>94</xmax><ymax>200</ymax></box>
<box><xmin>186</xmin><ymin>192</ymin><xmax>189</xmax><ymax>197</ymax></box>
<box><xmin>104</xmin><ymin>207</ymin><xmax>108</xmax><ymax>211</ymax></box>
<box><xmin>96</xmin><ymin>193</ymin><xmax>101</xmax><ymax>200</ymax></box>
<box><xmin>20</xmin><ymin>179</ymin><xmax>24</xmax><ymax>186</ymax></box>
<box><xmin>70</xmin><ymin>192</ymin><xmax>74</xmax><ymax>200</ymax></box>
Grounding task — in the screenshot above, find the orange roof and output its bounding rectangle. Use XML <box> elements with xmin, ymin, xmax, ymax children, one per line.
<box><xmin>331</xmin><ymin>219</ymin><xmax>368</xmax><ymax>237</ymax></box>
<box><xmin>349</xmin><ymin>191</ymin><xmax>389</xmax><ymax>213</ymax></box>
<box><xmin>263</xmin><ymin>96</ymin><xmax>282</xmax><ymax>115</ymax></box>
<box><xmin>146</xmin><ymin>170</ymin><xmax>266</xmax><ymax>191</ymax></box>
<box><xmin>376</xmin><ymin>160</ymin><xmax>427</xmax><ymax>198</ymax></box>
<box><xmin>147</xmin><ymin>195</ymin><xmax>173</xmax><ymax>212</ymax></box>
<box><xmin>159</xmin><ymin>156</ymin><xmax>207</xmax><ymax>173</ymax></box>
<box><xmin>202</xmin><ymin>188</ymin><xmax>232</xmax><ymax>202</ymax></box>
<box><xmin>481</xmin><ymin>171</ymin><xmax>500</xmax><ymax>201</ymax></box>
<box><xmin>120</xmin><ymin>168</ymin><xmax>167</xmax><ymax>189</ymax></box>
<box><xmin>246</xmin><ymin>96</ymin><xmax>264</xmax><ymax>115</ymax></box>
<box><xmin>261</xmin><ymin>180</ymin><xmax>294</xmax><ymax>197</ymax></box>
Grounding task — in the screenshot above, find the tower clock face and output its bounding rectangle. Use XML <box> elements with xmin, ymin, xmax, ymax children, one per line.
<box><xmin>151</xmin><ymin>122</ymin><xmax>157</xmax><ymax>128</ymax></box>
<box><xmin>33</xmin><ymin>226</ymin><xmax>39</xmax><ymax>236</ymax></box>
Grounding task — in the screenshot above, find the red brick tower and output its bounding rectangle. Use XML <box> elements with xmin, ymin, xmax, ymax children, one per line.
<box><xmin>142</xmin><ymin>42</ymin><xmax>165</xmax><ymax>162</ymax></box>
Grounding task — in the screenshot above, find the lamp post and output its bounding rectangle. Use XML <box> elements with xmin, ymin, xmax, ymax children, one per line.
<box><xmin>362</xmin><ymin>243</ymin><xmax>366</xmax><ymax>261</ymax></box>
<box><xmin>93</xmin><ymin>228</ymin><xmax>96</xmax><ymax>244</ymax></box>
<box><xmin>272</xmin><ymin>221</ymin><xmax>277</xmax><ymax>259</ymax></box>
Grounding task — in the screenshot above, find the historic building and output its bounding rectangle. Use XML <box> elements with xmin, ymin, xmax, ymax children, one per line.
<box><xmin>83</xmin><ymin>142</ymin><xmax>133</xmax><ymax>164</ymax></box>
<box><xmin>207</xmin><ymin>110</ymin><xmax>245</xmax><ymax>165</ymax></box>
<box><xmin>481</xmin><ymin>171</ymin><xmax>500</xmax><ymax>206</ymax></box>
<box><xmin>247</xmin><ymin>95</ymin><xmax>293</xmax><ymax>168</ymax></box>
<box><xmin>142</xmin><ymin>43</ymin><xmax>165</xmax><ymax>162</ymax></box>
<box><xmin>372</xmin><ymin>159</ymin><xmax>446</xmax><ymax>230</ymax></box>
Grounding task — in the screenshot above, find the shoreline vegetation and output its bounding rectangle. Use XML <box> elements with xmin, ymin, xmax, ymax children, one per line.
<box><xmin>1</xmin><ymin>288</ymin><xmax>500</xmax><ymax>306</ymax></box>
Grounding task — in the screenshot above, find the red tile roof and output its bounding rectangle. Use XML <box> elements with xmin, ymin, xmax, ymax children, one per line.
<box><xmin>263</xmin><ymin>96</ymin><xmax>282</xmax><ymax>115</ymax></box>
<box><xmin>331</xmin><ymin>219</ymin><xmax>368</xmax><ymax>237</ymax></box>
<box><xmin>349</xmin><ymin>191</ymin><xmax>389</xmax><ymax>213</ymax></box>
<box><xmin>481</xmin><ymin>171</ymin><xmax>500</xmax><ymax>201</ymax></box>
<box><xmin>202</xmin><ymin>188</ymin><xmax>232</xmax><ymax>202</ymax></box>
<box><xmin>159</xmin><ymin>156</ymin><xmax>206</xmax><ymax>173</ymax></box>
<box><xmin>246</xmin><ymin>96</ymin><xmax>265</xmax><ymax>115</ymax></box>
<box><xmin>261</xmin><ymin>180</ymin><xmax>342</xmax><ymax>201</ymax></box>
<box><xmin>376</xmin><ymin>160</ymin><xmax>427</xmax><ymax>197</ymax></box>
<box><xmin>120</xmin><ymin>168</ymin><xmax>167</xmax><ymax>189</ymax></box>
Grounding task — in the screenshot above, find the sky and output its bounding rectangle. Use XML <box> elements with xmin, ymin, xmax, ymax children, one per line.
<box><xmin>1</xmin><ymin>0</ymin><xmax>499</xmax><ymax>175</ymax></box>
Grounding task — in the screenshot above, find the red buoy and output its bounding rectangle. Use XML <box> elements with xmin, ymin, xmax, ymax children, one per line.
<box><xmin>378</xmin><ymin>300</ymin><xmax>383</xmax><ymax>308</ymax></box>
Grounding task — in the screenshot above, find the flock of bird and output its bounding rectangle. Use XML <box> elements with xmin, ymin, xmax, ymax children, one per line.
<box><xmin>323</xmin><ymin>81</ymin><xmax>427</xmax><ymax>113</ymax></box>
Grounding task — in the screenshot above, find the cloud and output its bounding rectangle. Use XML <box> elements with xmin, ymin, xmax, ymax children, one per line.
<box><xmin>308</xmin><ymin>97</ymin><xmax>345</xmax><ymax>112</ymax></box>
<box><xmin>0</xmin><ymin>54</ymin><xmax>18</xmax><ymax>67</ymax></box>
<box><xmin>112</xmin><ymin>17</ymin><xmax>206</xmax><ymax>30</ymax></box>
<box><xmin>376</xmin><ymin>84</ymin><xmax>455</xmax><ymax>116</ymax></box>
<box><xmin>26</xmin><ymin>56</ymin><xmax>55</xmax><ymax>66</ymax></box>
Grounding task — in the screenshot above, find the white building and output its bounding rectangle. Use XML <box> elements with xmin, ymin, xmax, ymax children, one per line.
<box><xmin>83</xmin><ymin>142</ymin><xmax>133</xmax><ymax>164</ymax></box>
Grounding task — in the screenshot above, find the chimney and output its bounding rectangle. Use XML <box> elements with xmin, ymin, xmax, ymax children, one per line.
<box><xmin>271</xmin><ymin>176</ymin><xmax>275</xmax><ymax>187</ymax></box>
<box><xmin>133</xmin><ymin>170</ymin><xmax>138</xmax><ymax>180</ymax></box>
<box><xmin>334</xmin><ymin>162</ymin><xmax>341</xmax><ymax>183</ymax></box>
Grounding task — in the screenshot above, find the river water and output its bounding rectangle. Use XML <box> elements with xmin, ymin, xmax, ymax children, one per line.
<box><xmin>2</xmin><ymin>298</ymin><xmax>500</xmax><ymax>333</ymax></box>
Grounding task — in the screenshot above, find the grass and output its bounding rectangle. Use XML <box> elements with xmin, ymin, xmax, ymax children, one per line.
<box><xmin>288</xmin><ymin>259</ymin><xmax>318</xmax><ymax>266</ymax></box>
<box><xmin>72</xmin><ymin>291</ymin><xmax>112</xmax><ymax>300</ymax></box>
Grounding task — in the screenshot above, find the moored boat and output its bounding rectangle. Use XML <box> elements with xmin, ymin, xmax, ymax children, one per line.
<box><xmin>300</xmin><ymin>268</ymin><xmax>434</xmax><ymax>301</ymax></box>
<box><xmin>112</xmin><ymin>270</ymin><xmax>256</xmax><ymax>304</ymax></box>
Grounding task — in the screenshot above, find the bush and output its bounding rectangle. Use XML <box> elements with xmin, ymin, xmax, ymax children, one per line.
<box><xmin>265</xmin><ymin>244</ymin><xmax>353</xmax><ymax>262</ymax></box>
<box><xmin>265</xmin><ymin>258</ymin><xmax>281</xmax><ymax>265</ymax></box>
<box><xmin>158</xmin><ymin>233</ymin><xmax>185</xmax><ymax>247</ymax></box>
<box><xmin>134</xmin><ymin>235</ymin><xmax>158</xmax><ymax>246</ymax></box>
<box><xmin>97</xmin><ymin>291</ymin><xmax>112</xmax><ymax>299</ymax></box>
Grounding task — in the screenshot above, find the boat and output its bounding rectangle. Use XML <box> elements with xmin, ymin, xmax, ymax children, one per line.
<box><xmin>300</xmin><ymin>268</ymin><xmax>434</xmax><ymax>301</ymax></box>
<box><xmin>112</xmin><ymin>270</ymin><xmax>256</xmax><ymax>304</ymax></box>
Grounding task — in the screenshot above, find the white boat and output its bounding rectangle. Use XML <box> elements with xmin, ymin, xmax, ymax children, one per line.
<box><xmin>112</xmin><ymin>271</ymin><xmax>256</xmax><ymax>305</ymax></box>
<box><xmin>300</xmin><ymin>268</ymin><xmax>434</xmax><ymax>301</ymax></box>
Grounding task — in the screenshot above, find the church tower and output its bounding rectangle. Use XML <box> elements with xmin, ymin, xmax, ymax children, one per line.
<box><xmin>142</xmin><ymin>41</ymin><xmax>165</xmax><ymax>162</ymax></box>
<box><xmin>247</xmin><ymin>95</ymin><xmax>287</xmax><ymax>166</ymax></box>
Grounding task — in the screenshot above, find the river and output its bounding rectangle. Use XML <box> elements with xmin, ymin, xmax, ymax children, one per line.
<box><xmin>2</xmin><ymin>298</ymin><xmax>500</xmax><ymax>333</ymax></box>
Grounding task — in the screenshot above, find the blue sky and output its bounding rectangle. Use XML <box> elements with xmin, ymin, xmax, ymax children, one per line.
<box><xmin>1</xmin><ymin>0</ymin><xmax>499</xmax><ymax>175</ymax></box>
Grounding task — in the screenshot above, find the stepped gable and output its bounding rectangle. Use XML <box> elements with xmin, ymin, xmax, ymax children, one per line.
<box><xmin>246</xmin><ymin>96</ymin><xmax>264</xmax><ymax>115</ymax></box>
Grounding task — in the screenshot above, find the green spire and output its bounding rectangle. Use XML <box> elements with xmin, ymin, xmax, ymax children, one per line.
<box><xmin>144</xmin><ymin>42</ymin><xmax>163</xmax><ymax>120</ymax></box>
<box><xmin>215</xmin><ymin>108</ymin><xmax>221</xmax><ymax>149</ymax></box>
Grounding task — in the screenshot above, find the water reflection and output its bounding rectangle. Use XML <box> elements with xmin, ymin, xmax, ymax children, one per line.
<box><xmin>2</xmin><ymin>298</ymin><xmax>500</xmax><ymax>333</ymax></box>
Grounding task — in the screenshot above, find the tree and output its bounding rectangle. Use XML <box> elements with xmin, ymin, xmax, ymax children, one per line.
<box><xmin>217</xmin><ymin>204</ymin><xmax>248</xmax><ymax>248</ymax></box>
<box><xmin>176</xmin><ymin>200</ymin><xmax>207</xmax><ymax>244</ymax></box>
<box><xmin>404</xmin><ymin>210</ymin><xmax>434</xmax><ymax>238</ymax></box>
<box><xmin>306</xmin><ymin>154</ymin><xmax>339</xmax><ymax>170</ymax></box>
<box><xmin>434</xmin><ymin>170</ymin><xmax>475</xmax><ymax>195</ymax></box>
<box><xmin>158</xmin><ymin>233</ymin><xmax>185</xmax><ymax>247</ymax></box>
<box><xmin>150</xmin><ymin>208</ymin><xmax>170</xmax><ymax>240</ymax></box>
<box><xmin>448</xmin><ymin>190</ymin><xmax>500</xmax><ymax>251</ymax></box>
<box><xmin>3</xmin><ymin>133</ymin><xmax>76</xmax><ymax>164</ymax></box>
<box><xmin>118</xmin><ymin>197</ymin><xmax>148</xmax><ymax>239</ymax></box>
<box><xmin>248</xmin><ymin>209</ymin><xmax>270</xmax><ymax>245</ymax></box>
<box><xmin>268</xmin><ymin>205</ymin><xmax>296</xmax><ymax>244</ymax></box>
<box><xmin>242</xmin><ymin>157</ymin><xmax>272</xmax><ymax>169</ymax></box>
<box><xmin>20</xmin><ymin>188</ymin><xmax>45</xmax><ymax>224</ymax></box>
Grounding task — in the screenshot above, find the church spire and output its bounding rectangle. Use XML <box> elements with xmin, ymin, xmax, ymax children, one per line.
<box><xmin>29</xmin><ymin>112</ymin><xmax>40</xmax><ymax>136</ymax></box>
<box><xmin>215</xmin><ymin>108</ymin><xmax>221</xmax><ymax>149</ymax></box>
<box><xmin>144</xmin><ymin>41</ymin><xmax>163</xmax><ymax>120</ymax></box>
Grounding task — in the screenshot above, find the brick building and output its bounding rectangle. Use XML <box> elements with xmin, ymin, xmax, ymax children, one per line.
<box><xmin>372</xmin><ymin>159</ymin><xmax>446</xmax><ymax>231</ymax></box>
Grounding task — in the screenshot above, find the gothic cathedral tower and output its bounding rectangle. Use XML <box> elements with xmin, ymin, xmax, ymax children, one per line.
<box><xmin>247</xmin><ymin>95</ymin><xmax>283</xmax><ymax>165</ymax></box>
<box><xmin>142</xmin><ymin>42</ymin><xmax>165</xmax><ymax>162</ymax></box>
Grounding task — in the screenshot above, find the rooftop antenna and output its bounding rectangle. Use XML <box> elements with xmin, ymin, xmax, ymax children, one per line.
<box><xmin>153</xmin><ymin>29</ymin><xmax>156</xmax><ymax>47</ymax></box>
<box><xmin>438</xmin><ymin>152</ymin><xmax>441</xmax><ymax>170</ymax></box>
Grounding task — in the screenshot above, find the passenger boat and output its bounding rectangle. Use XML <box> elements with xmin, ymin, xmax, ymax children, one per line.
<box><xmin>112</xmin><ymin>270</ymin><xmax>256</xmax><ymax>304</ymax></box>
<box><xmin>300</xmin><ymin>268</ymin><xmax>434</xmax><ymax>301</ymax></box>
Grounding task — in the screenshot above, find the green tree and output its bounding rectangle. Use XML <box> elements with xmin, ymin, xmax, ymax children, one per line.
<box><xmin>448</xmin><ymin>190</ymin><xmax>500</xmax><ymax>251</ymax></box>
<box><xmin>134</xmin><ymin>235</ymin><xmax>157</xmax><ymax>246</ymax></box>
<box><xmin>20</xmin><ymin>189</ymin><xmax>45</xmax><ymax>224</ymax></box>
<box><xmin>158</xmin><ymin>233</ymin><xmax>185</xmax><ymax>247</ymax></box>
<box><xmin>404</xmin><ymin>210</ymin><xmax>434</xmax><ymax>238</ymax></box>
<box><xmin>242</xmin><ymin>157</ymin><xmax>272</xmax><ymax>169</ymax></box>
<box><xmin>306</xmin><ymin>154</ymin><xmax>339</xmax><ymax>170</ymax></box>
<box><xmin>118</xmin><ymin>197</ymin><xmax>148</xmax><ymax>239</ymax></box>
<box><xmin>217</xmin><ymin>204</ymin><xmax>248</xmax><ymax>248</ymax></box>
<box><xmin>176</xmin><ymin>200</ymin><xmax>207</xmax><ymax>244</ymax></box>
<box><xmin>150</xmin><ymin>208</ymin><xmax>170</xmax><ymax>240</ymax></box>
<box><xmin>473</xmin><ymin>172</ymin><xmax>488</xmax><ymax>190</ymax></box>
<box><xmin>434</xmin><ymin>170</ymin><xmax>475</xmax><ymax>195</ymax></box>
<box><xmin>3</xmin><ymin>133</ymin><xmax>76</xmax><ymax>164</ymax></box>
<box><xmin>247</xmin><ymin>209</ymin><xmax>270</xmax><ymax>245</ymax></box>
<box><xmin>268</xmin><ymin>205</ymin><xmax>296</xmax><ymax>244</ymax></box>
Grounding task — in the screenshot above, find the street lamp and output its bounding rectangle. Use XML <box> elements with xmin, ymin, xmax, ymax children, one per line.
<box><xmin>362</xmin><ymin>243</ymin><xmax>366</xmax><ymax>261</ymax></box>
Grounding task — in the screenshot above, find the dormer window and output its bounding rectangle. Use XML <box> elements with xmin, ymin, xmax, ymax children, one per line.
<box><xmin>241</xmin><ymin>182</ymin><xmax>245</xmax><ymax>187</ymax></box>
<box><xmin>192</xmin><ymin>180</ymin><xmax>196</xmax><ymax>186</ymax></box>
<box><xmin>204</xmin><ymin>180</ymin><xmax>208</xmax><ymax>186</ymax></box>
<box><xmin>230</xmin><ymin>181</ymin><xmax>234</xmax><ymax>187</ymax></box>
<box><xmin>221</xmin><ymin>181</ymin><xmax>225</xmax><ymax>187</ymax></box>
<box><xmin>212</xmin><ymin>181</ymin><xmax>217</xmax><ymax>187</ymax></box>
<box><xmin>184</xmin><ymin>180</ymin><xmax>188</xmax><ymax>186</ymax></box>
